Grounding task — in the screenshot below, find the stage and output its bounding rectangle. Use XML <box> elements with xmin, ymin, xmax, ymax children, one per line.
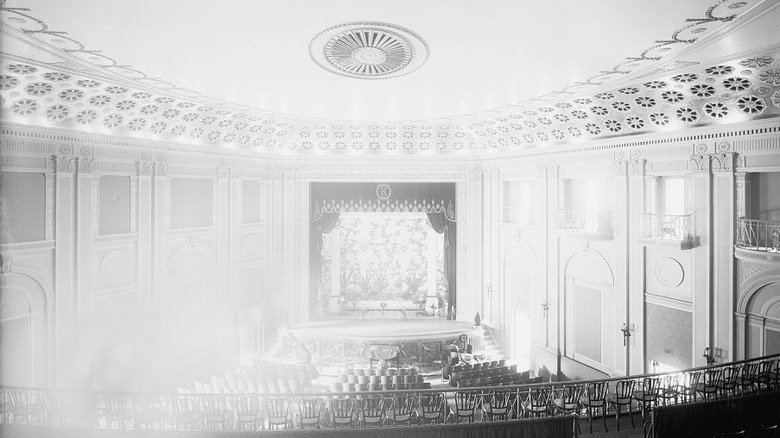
<box><xmin>279</xmin><ymin>319</ymin><xmax>485</xmax><ymax>369</ymax></box>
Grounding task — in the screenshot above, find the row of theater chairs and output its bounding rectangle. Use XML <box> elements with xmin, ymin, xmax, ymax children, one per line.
<box><xmin>449</xmin><ymin>365</ymin><xmax>529</xmax><ymax>387</ymax></box>
<box><xmin>187</xmin><ymin>361</ymin><xmax>318</xmax><ymax>395</ymax></box>
<box><xmin>328</xmin><ymin>380</ymin><xmax>432</xmax><ymax>393</ymax></box>
<box><xmin>252</xmin><ymin>360</ymin><xmax>318</xmax><ymax>382</ymax></box>
<box><xmin>343</xmin><ymin>366</ymin><xmax>419</xmax><ymax>377</ymax></box>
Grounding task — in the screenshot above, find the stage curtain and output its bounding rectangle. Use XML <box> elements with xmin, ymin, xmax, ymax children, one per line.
<box><xmin>427</xmin><ymin>211</ymin><xmax>457</xmax><ymax>319</ymax></box>
<box><xmin>652</xmin><ymin>391</ymin><xmax>780</xmax><ymax>438</ymax></box>
<box><xmin>309</xmin><ymin>211</ymin><xmax>340</xmax><ymax>318</ymax></box>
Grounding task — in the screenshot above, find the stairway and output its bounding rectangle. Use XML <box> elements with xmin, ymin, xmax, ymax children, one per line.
<box><xmin>478</xmin><ymin>325</ymin><xmax>506</xmax><ymax>362</ymax></box>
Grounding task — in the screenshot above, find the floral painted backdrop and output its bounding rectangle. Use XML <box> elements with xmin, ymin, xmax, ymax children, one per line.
<box><xmin>321</xmin><ymin>214</ymin><xmax>446</xmax><ymax>315</ymax></box>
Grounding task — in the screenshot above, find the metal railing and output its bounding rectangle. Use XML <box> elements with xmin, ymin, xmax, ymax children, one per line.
<box><xmin>502</xmin><ymin>207</ymin><xmax>534</xmax><ymax>226</ymax></box>
<box><xmin>555</xmin><ymin>210</ymin><xmax>613</xmax><ymax>234</ymax></box>
<box><xmin>2</xmin><ymin>352</ymin><xmax>778</xmax><ymax>432</ymax></box>
<box><xmin>736</xmin><ymin>218</ymin><xmax>780</xmax><ymax>253</ymax></box>
<box><xmin>640</xmin><ymin>213</ymin><xmax>694</xmax><ymax>242</ymax></box>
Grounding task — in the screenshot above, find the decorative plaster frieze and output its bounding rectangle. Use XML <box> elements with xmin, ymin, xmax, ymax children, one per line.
<box><xmin>716</xmin><ymin>141</ymin><xmax>732</xmax><ymax>153</ymax></box>
<box><xmin>536</xmin><ymin>165</ymin><xmax>559</xmax><ymax>178</ymax></box>
<box><xmin>216</xmin><ymin>167</ymin><xmax>229</xmax><ymax>180</ymax></box>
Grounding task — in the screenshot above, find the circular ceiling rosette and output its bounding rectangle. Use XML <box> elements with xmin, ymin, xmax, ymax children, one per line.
<box><xmin>310</xmin><ymin>22</ymin><xmax>429</xmax><ymax>79</ymax></box>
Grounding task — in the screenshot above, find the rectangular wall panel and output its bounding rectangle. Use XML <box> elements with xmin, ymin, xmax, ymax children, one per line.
<box><xmin>99</xmin><ymin>175</ymin><xmax>131</xmax><ymax>235</ymax></box>
<box><xmin>575</xmin><ymin>285</ymin><xmax>601</xmax><ymax>362</ymax></box>
<box><xmin>170</xmin><ymin>178</ymin><xmax>213</xmax><ymax>229</ymax></box>
<box><xmin>646</xmin><ymin>302</ymin><xmax>693</xmax><ymax>370</ymax></box>
<box><xmin>242</xmin><ymin>180</ymin><xmax>261</xmax><ymax>223</ymax></box>
<box><xmin>0</xmin><ymin>172</ymin><xmax>45</xmax><ymax>243</ymax></box>
<box><xmin>767</xmin><ymin>329</ymin><xmax>780</xmax><ymax>356</ymax></box>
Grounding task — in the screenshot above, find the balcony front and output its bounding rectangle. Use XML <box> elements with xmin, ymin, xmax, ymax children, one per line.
<box><xmin>555</xmin><ymin>210</ymin><xmax>613</xmax><ymax>240</ymax></box>
<box><xmin>502</xmin><ymin>207</ymin><xmax>535</xmax><ymax>227</ymax></box>
<box><xmin>639</xmin><ymin>213</ymin><xmax>696</xmax><ymax>250</ymax></box>
<box><xmin>735</xmin><ymin>218</ymin><xmax>780</xmax><ymax>262</ymax></box>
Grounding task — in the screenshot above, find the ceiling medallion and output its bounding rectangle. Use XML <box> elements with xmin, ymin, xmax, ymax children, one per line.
<box><xmin>310</xmin><ymin>22</ymin><xmax>429</xmax><ymax>79</ymax></box>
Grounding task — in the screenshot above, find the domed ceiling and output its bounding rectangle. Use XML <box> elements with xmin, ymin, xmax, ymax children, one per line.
<box><xmin>0</xmin><ymin>0</ymin><xmax>779</xmax><ymax>155</ymax></box>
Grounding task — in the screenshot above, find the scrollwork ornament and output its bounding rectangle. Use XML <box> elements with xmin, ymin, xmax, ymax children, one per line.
<box><xmin>627</xmin><ymin>159</ymin><xmax>646</xmax><ymax>176</ymax></box>
<box><xmin>688</xmin><ymin>154</ymin><xmax>711</xmax><ymax>172</ymax></box>
<box><xmin>78</xmin><ymin>158</ymin><xmax>97</xmax><ymax>173</ymax></box>
<box><xmin>711</xmin><ymin>153</ymin><xmax>736</xmax><ymax>173</ymax></box>
<box><xmin>154</xmin><ymin>163</ymin><xmax>169</xmax><ymax>177</ymax></box>
<box><xmin>56</xmin><ymin>156</ymin><xmax>76</xmax><ymax>173</ymax></box>
<box><xmin>136</xmin><ymin>162</ymin><xmax>154</xmax><ymax>176</ymax></box>
<box><xmin>612</xmin><ymin>160</ymin><xmax>627</xmax><ymax>176</ymax></box>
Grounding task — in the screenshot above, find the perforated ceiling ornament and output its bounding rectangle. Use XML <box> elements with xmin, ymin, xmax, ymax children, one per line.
<box><xmin>309</xmin><ymin>22</ymin><xmax>429</xmax><ymax>79</ymax></box>
<box><xmin>0</xmin><ymin>1</ymin><xmax>778</xmax><ymax>154</ymax></box>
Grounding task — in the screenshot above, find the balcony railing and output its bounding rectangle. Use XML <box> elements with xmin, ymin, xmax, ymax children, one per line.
<box><xmin>640</xmin><ymin>213</ymin><xmax>694</xmax><ymax>242</ymax></box>
<box><xmin>502</xmin><ymin>207</ymin><xmax>534</xmax><ymax>226</ymax></box>
<box><xmin>736</xmin><ymin>218</ymin><xmax>780</xmax><ymax>253</ymax></box>
<box><xmin>555</xmin><ymin>210</ymin><xmax>613</xmax><ymax>235</ymax></box>
<box><xmin>1</xmin><ymin>352</ymin><xmax>777</xmax><ymax>432</ymax></box>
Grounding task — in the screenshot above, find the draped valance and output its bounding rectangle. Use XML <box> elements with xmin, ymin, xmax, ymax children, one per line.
<box><xmin>311</xmin><ymin>182</ymin><xmax>456</xmax><ymax>222</ymax></box>
<box><xmin>312</xmin><ymin>199</ymin><xmax>455</xmax><ymax>222</ymax></box>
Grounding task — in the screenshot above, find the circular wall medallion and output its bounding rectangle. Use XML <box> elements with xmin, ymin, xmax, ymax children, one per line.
<box><xmin>655</xmin><ymin>257</ymin><xmax>685</xmax><ymax>288</ymax></box>
<box><xmin>310</xmin><ymin>22</ymin><xmax>429</xmax><ymax>79</ymax></box>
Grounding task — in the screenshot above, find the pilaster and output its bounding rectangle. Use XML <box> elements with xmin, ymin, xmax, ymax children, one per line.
<box><xmin>53</xmin><ymin>151</ymin><xmax>76</xmax><ymax>387</ymax></box>
<box><xmin>711</xmin><ymin>148</ymin><xmax>738</xmax><ymax>362</ymax></box>
<box><xmin>612</xmin><ymin>156</ymin><xmax>630</xmax><ymax>375</ymax></box>
<box><xmin>627</xmin><ymin>156</ymin><xmax>646</xmax><ymax>374</ymax></box>
<box><xmin>135</xmin><ymin>159</ymin><xmax>154</xmax><ymax>389</ymax></box>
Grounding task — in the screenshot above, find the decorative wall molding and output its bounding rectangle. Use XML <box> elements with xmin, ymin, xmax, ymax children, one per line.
<box><xmin>687</xmin><ymin>152</ymin><xmax>744</xmax><ymax>173</ymax></box>
<box><xmin>735</xmin><ymin>247</ymin><xmax>780</xmax><ymax>264</ymax></box>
